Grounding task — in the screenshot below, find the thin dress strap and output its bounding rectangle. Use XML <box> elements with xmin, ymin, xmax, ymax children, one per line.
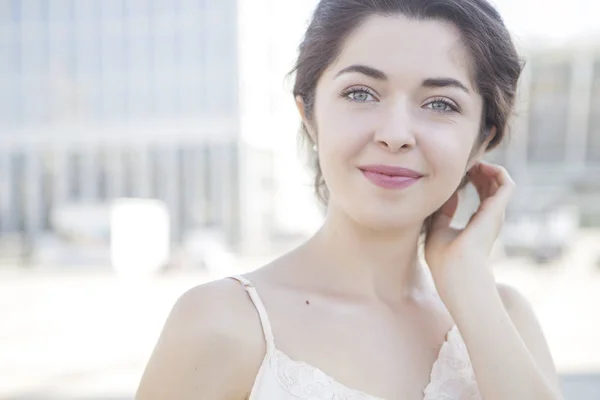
<box><xmin>230</xmin><ymin>275</ymin><xmax>276</xmax><ymax>353</ymax></box>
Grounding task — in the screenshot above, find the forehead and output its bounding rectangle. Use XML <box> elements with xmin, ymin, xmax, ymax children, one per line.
<box><xmin>327</xmin><ymin>14</ymin><xmax>475</xmax><ymax>89</ymax></box>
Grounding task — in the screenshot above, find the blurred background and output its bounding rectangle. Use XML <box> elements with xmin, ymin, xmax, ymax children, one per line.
<box><xmin>0</xmin><ymin>0</ymin><xmax>599</xmax><ymax>399</ymax></box>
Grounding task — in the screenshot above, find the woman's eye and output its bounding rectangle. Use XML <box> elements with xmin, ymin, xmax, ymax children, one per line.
<box><xmin>344</xmin><ymin>89</ymin><xmax>377</xmax><ymax>103</ymax></box>
<box><xmin>425</xmin><ymin>100</ymin><xmax>457</xmax><ymax>113</ymax></box>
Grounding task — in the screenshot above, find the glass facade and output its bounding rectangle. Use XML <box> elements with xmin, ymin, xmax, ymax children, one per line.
<box><xmin>527</xmin><ymin>55</ymin><xmax>571</xmax><ymax>164</ymax></box>
<box><xmin>0</xmin><ymin>0</ymin><xmax>241</xmax><ymax>245</ymax></box>
<box><xmin>587</xmin><ymin>61</ymin><xmax>600</xmax><ymax>163</ymax></box>
<box><xmin>0</xmin><ymin>0</ymin><xmax>238</xmax><ymax>127</ymax></box>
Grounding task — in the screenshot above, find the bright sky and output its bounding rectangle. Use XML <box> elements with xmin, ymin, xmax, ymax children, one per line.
<box><xmin>490</xmin><ymin>0</ymin><xmax>600</xmax><ymax>41</ymax></box>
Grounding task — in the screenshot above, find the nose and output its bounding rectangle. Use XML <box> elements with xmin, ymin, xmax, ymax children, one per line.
<box><xmin>373</xmin><ymin>103</ymin><xmax>416</xmax><ymax>153</ymax></box>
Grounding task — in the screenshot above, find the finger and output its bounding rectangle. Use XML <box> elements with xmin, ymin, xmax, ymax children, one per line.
<box><xmin>466</xmin><ymin>162</ymin><xmax>514</xmax><ymax>233</ymax></box>
<box><xmin>470</xmin><ymin>181</ymin><xmax>514</xmax><ymax>240</ymax></box>
<box><xmin>468</xmin><ymin>171</ymin><xmax>488</xmax><ymax>200</ymax></box>
<box><xmin>477</xmin><ymin>161</ymin><xmax>513</xmax><ymax>191</ymax></box>
<box><xmin>467</xmin><ymin>164</ymin><xmax>493</xmax><ymax>201</ymax></box>
<box><xmin>469</xmin><ymin>161</ymin><xmax>511</xmax><ymax>205</ymax></box>
<box><xmin>478</xmin><ymin>162</ymin><xmax>515</xmax><ymax>209</ymax></box>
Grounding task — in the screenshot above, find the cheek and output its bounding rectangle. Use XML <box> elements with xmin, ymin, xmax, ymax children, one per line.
<box><xmin>420</xmin><ymin>124</ymin><xmax>475</xmax><ymax>181</ymax></box>
<box><xmin>316</xmin><ymin>99</ymin><xmax>378</xmax><ymax>161</ymax></box>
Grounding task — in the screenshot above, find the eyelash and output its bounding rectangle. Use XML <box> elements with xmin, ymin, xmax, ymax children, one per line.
<box><xmin>425</xmin><ymin>97</ymin><xmax>460</xmax><ymax>113</ymax></box>
<box><xmin>341</xmin><ymin>86</ymin><xmax>378</xmax><ymax>102</ymax></box>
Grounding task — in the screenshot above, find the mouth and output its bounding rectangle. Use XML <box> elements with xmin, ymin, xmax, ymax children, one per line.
<box><xmin>358</xmin><ymin>164</ymin><xmax>423</xmax><ymax>190</ymax></box>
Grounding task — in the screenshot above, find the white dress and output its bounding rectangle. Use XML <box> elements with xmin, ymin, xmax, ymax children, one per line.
<box><xmin>230</xmin><ymin>275</ymin><xmax>482</xmax><ymax>400</ymax></box>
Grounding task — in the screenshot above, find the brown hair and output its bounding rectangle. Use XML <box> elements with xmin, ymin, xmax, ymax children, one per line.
<box><xmin>291</xmin><ymin>0</ymin><xmax>523</xmax><ymax>208</ymax></box>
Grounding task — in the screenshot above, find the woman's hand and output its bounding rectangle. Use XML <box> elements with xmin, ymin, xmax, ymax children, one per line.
<box><xmin>424</xmin><ymin>161</ymin><xmax>515</xmax><ymax>286</ymax></box>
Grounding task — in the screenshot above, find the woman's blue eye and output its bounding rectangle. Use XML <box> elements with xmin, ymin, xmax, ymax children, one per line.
<box><xmin>343</xmin><ymin>87</ymin><xmax>377</xmax><ymax>103</ymax></box>
<box><xmin>349</xmin><ymin>91</ymin><xmax>373</xmax><ymax>102</ymax></box>
<box><xmin>425</xmin><ymin>99</ymin><xmax>457</xmax><ymax>112</ymax></box>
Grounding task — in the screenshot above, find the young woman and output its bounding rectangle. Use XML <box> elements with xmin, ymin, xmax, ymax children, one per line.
<box><xmin>136</xmin><ymin>1</ymin><xmax>562</xmax><ymax>399</ymax></box>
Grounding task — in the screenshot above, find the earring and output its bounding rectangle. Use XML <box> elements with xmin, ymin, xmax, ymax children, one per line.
<box><xmin>312</xmin><ymin>144</ymin><xmax>318</xmax><ymax>152</ymax></box>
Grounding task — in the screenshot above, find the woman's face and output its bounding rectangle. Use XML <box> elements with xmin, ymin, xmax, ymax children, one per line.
<box><xmin>301</xmin><ymin>14</ymin><xmax>489</xmax><ymax>231</ymax></box>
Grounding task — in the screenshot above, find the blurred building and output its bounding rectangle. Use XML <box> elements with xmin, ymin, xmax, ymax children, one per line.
<box><xmin>489</xmin><ymin>39</ymin><xmax>600</xmax><ymax>227</ymax></box>
<box><xmin>0</xmin><ymin>0</ymin><xmax>248</xmax><ymax>263</ymax></box>
<box><xmin>0</xmin><ymin>1</ymin><xmax>239</xmax><ymax>127</ymax></box>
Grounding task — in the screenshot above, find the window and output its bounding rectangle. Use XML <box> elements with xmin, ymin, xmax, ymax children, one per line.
<box><xmin>152</xmin><ymin>31</ymin><xmax>176</xmax><ymax>71</ymax></box>
<box><xmin>178</xmin><ymin>68</ymin><xmax>201</xmax><ymax>115</ymax></box>
<box><xmin>75</xmin><ymin>32</ymin><xmax>101</xmax><ymax>76</ymax></box>
<box><xmin>124</xmin><ymin>1</ymin><xmax>149</xmax><ymax>19</ymax></box>
<box><xmin>7</xmin><ymin>25</ymin><xmax>21</xmax><ymax>75</ymax></box>
<box><xmin>527</xmin><ymin>55</ymin><xmax>571</xmax><ymax>163</ymax></box>
<box><xmin>101</xmin><ymin>37</ymin><xmax>127</xmax><ymax>74</ymax></box>
<box><xmin>8</xmin><ymin>0</ymin><xmax>21</xmax><ymax>23</ymax></box>
<box><xmin>48</xmin><ymin>0</ymin><xmax>73</xmax><ymax>23</ymax></box>
<box><xmin>127</xmin><ymin>69</ymin><xmax>151</xmax><ymax>119</ymax></box>
<box><xmin>176</xmin><ymin>19</ymin><xmax>202</xmax><ymax>67</ymax></box>
<box><xmin>21</xmin><ymin>79</ymin><xmax>47</xmax><ymax>125</ymax></box>
<box><xmin>587</xmin><ymin>59</ymin><xmax>600</xmax><ymax>164</ymax></box>
<box><xmin>153</xmin><ymin>78</ymin><xmax>177</xmax><ymax>118</ymax></box>
<box><xmin>0</xmin><ymin>79</ymin><xmax>19</xmax><ymax>126</ymax></box>
<box><xmin>100</xmin><ymin>0</ymin><xmax>125</xmax><ymax>21</ymax></box>
<box><xmin>21</xmin><ymin>27</ymin><xmax>48</xmax><ymax>75</ymax></box>
<box><xmin>127</xmin><ymin>26</ymin><xmax>151</xmax><ymax>70</ymax></box>
<box><xmin>19</xmin><ymin>0</ymin><xmax>48</xmax><ymax>23</ymax></box>
<box><xmin>150</xmin><ymin>0</ymin><xmax>175</xmax><ymax>15</ymax></box>
<box><xmin>73</xmin><ymin>0</ymin><xmax>99</xmax><ymax>23</ymax></box>
<box><xmin>101</xmin><ymin>75</ymin><xmax>127</xmax><ymax>121</ymax></box>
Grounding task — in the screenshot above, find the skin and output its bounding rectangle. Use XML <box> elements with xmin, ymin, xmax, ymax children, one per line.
<box><xmin>136</xmin><ymin>15</ymin><xmax>562</xmax><ymax>400</ymax></box>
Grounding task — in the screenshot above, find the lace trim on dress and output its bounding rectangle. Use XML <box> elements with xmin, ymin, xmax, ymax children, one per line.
<box><xmin>270</xmin><ymin>325</ymin><xmax>481</xmax><ymax>400</ymax></box>
<box><xmin>273</xmin><ymin>348</ymin><xmax>383</xmax><ymax>400</ymax></box>
<box><xmin>422</xmin><ymin>326</ymin><xmax>482</xmax><ymax>400</ymax></box>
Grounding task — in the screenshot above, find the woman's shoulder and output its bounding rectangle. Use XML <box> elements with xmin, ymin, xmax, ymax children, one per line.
<box><xmin>168</xmin><ymin>276</ymin><xmax>266</xmax><ymax>355</ymax></box>
<box><xmin>136</xmin><ymin>277</ymin><xmax>265</xmax><ymax>399</ymax></box>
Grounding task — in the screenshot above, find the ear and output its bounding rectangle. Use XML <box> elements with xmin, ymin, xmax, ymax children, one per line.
<box><xmin>467</xmin><ymin>125</ymin><xmax>497</xmax><ymax>171</ymax></box>
<box><xmin>295</xmin><ymin>95</ymin><xmax>317</xmax><ymax>144</ymax></box>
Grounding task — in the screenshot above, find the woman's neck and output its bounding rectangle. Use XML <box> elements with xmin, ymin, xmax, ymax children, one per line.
<box><xmin>299</xmin><ymin>206</ymin><xmax>428</xmax><ymax>303</ymax></box>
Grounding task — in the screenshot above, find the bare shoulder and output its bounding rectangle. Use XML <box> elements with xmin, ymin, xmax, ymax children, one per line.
<box><xmin>496</xmin><ymin>282</ymin><xmax>562</xmax><ymax>396</ymax></box>
<box><xmin>136</xmin><ymin>278</ymin><xmax>265</xmax><ymax>400</ymax></box>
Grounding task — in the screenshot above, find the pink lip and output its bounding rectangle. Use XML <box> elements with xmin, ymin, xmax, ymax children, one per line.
<box><xmin>359</xmin><ymin>164</ymin><xmax>423</xmax><ymax>189</ymax></box>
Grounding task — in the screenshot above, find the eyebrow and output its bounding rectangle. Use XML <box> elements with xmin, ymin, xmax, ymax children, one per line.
<box><xmin>335</xmin><ymin>64</ymin><xmax>388</xmax><ymax>80</ymax></box>
<box><xmin>335</xmin><ymin>64</ymin><xmax>470</xmax><ymax>94</ymax></box>
<box><xmin>422</xmin><ymin>78</ymin><xmax>470</xmax><ymax>94</ymax></box>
